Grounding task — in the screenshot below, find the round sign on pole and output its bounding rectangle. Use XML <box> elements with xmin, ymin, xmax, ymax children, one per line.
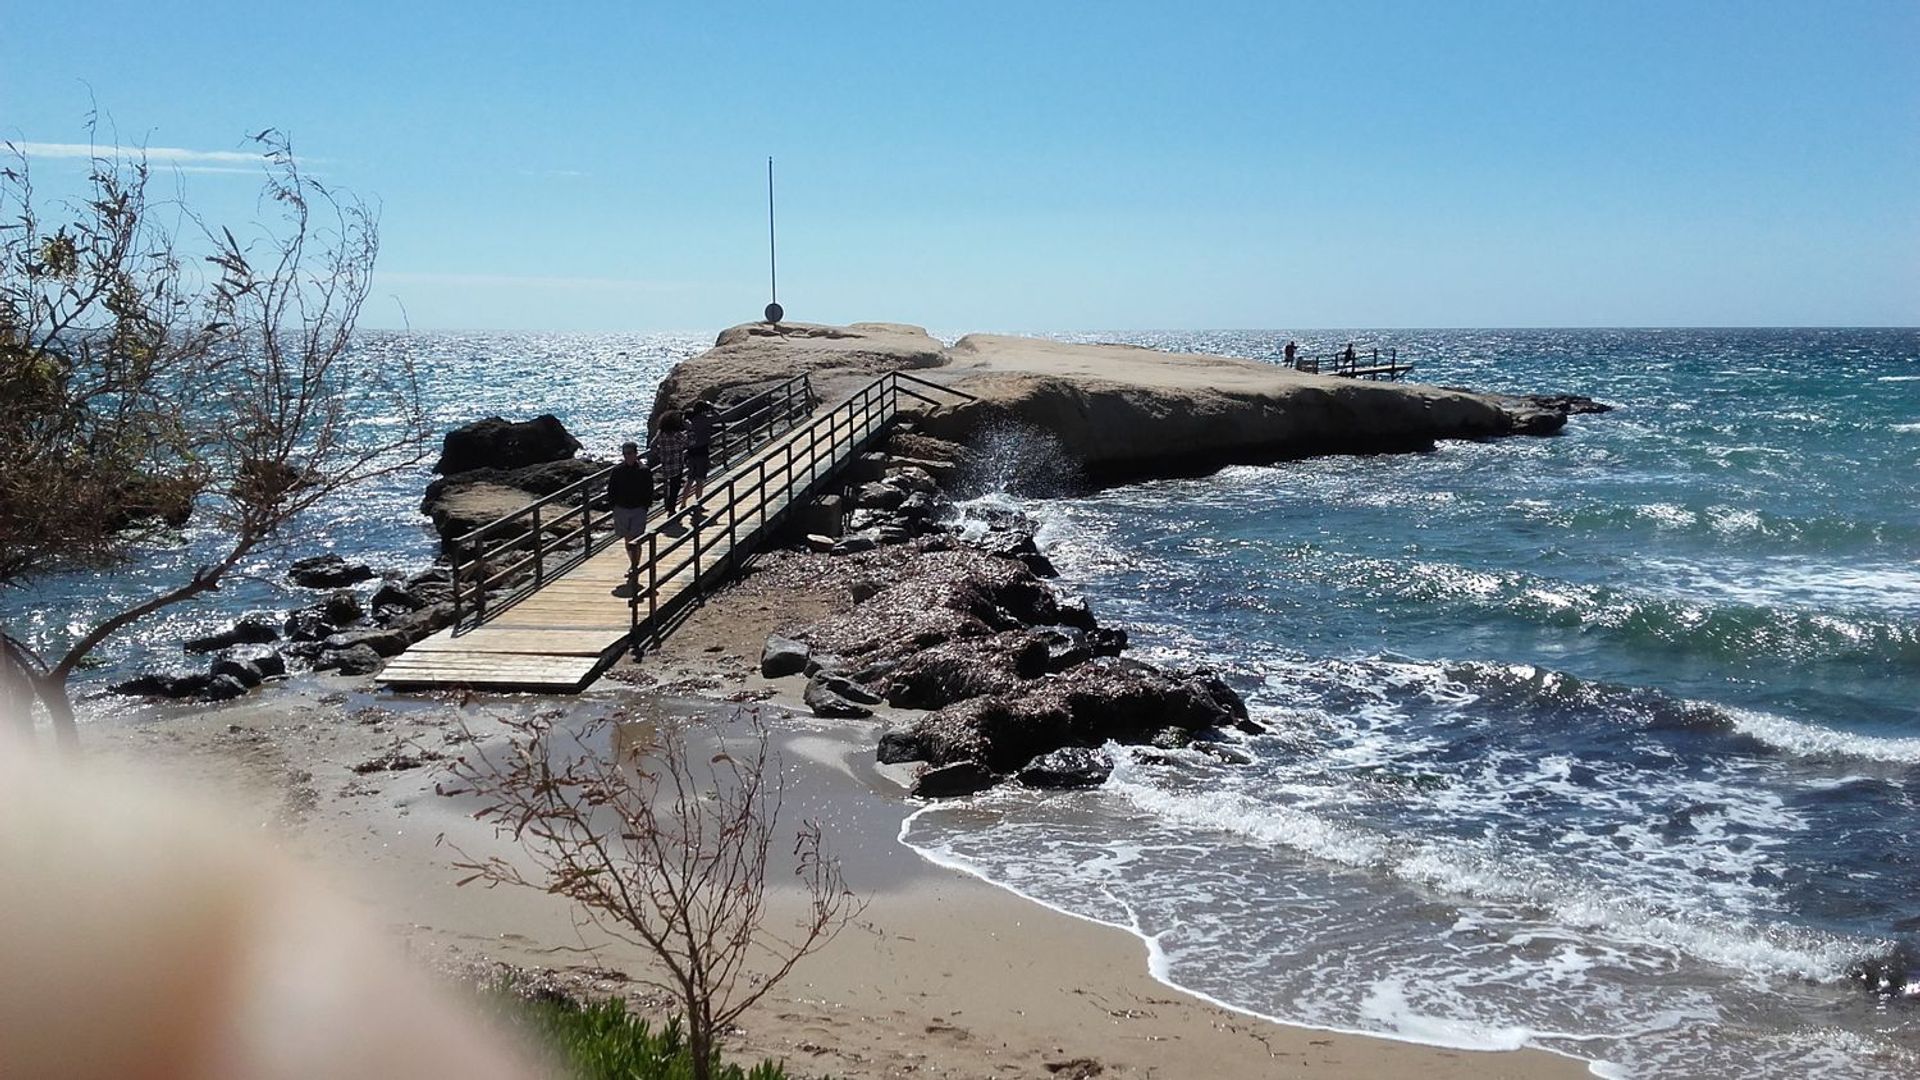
<box><xmin>764</xmin><ymin>302</ymin><xmax>784</xmax><ymax>324</ymax></box>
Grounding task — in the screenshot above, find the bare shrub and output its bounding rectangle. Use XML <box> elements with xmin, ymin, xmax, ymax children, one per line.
<box><xmin>442</xmin><ymin>708</ymin><xmax>861</xmax><ymax>1080</ymax></box>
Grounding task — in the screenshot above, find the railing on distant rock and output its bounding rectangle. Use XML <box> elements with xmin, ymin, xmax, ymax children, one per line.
<box><xmin>624</xmin><ymin>370</ymin><xmax>977</xmax><ymax>649</ymax></box>
<box><xmin>1286</xmin><ymin>346</ymin><xmax>1415</xmax><ymax>381</ymax></box>
<box><xmin>448</xmin><ymin>372</ymin><xmax>818</xmax><ymax>629</ymax></box>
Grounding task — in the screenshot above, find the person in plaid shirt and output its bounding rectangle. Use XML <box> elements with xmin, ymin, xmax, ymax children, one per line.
<box><xmin>649</xmin><ymin>410</ymin><xmax>691</xmax><ymax>516</ymax></box>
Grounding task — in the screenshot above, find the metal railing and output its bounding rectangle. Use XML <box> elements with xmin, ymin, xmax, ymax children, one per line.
<box><xmin>448</xmin><ymin>372</ymin><xmax>818</xmax><ymax>628</ymax></box>
<box><xmin>624</xmin><ymin>370</ymin><xmax>975</xmax><ymax>650</ymax></box>
<box><xmin>1286</xmin><ymin>346</ymin><xmax>1415</xmax><ymax>381</ymax></box>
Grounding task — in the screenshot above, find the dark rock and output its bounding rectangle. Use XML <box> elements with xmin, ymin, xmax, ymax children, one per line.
<box><xmin>208</xmin><ymin>654</ymin><xmax>265</xmax><ymax>688</ymax></box>
<box><xmin>847</xmin><ymin>508</ymin><xmax>891</xmax><ymax>532</ymax></box>
<box><xmin>110</xmin><ymin>672</ymin><xmax>210</xmax><ymax>698</ymax></box>
<box><xmin>881</xmin><ymin>633</ymin><xmax>1043</xmax><ymax>710</ymax></box>
<box><xmin>831</xmin><ymin>534</ymin><xmax>878</xmax><ymax>556</ymax></box>
<box><xmin>1054</xmin><ymin>595</ymin><xmax>1099</xmax><ymax>632</ymax></box>
<box><xmin>883</xmin><ymin>465</ymin><xmax>939</xmax><ymax>494</ymax></box>
<box><xmin>288</xmin><ymin>554</ymin><xmax>377</xmax><ymax>589</ymax></box>
<box><xmin>896</xmin><ymin>492</ymin><xmax>937</xmax><ymax>519</ymax></box>
<box><xmin>199</xmin><ymin>673</ymin><xmax>250</xmax><ymax>701</ymax></box>
<box><xmin>184</xmin><ymin>615</ymin><xmax>281</xmax><ymax>653</ymax></box>
<box><xmin>1017</xmin><ymin>746</ymin><xmax>1113</xmax><ymax>789</ymax></box>
<box><xmin>314</xmin><ymin>643</ymin><xmax>383</xmax><ymax>676</ymax></box>
<box><xmin>798</xmin><ymin>494</ymin><xmax>846</xmax><ymax>539</ymax></box>
<box><xmin>804</xmin><ymin>672</ymin><xmax>881</xmax><ymax>718</ymax></box>
<box><xmin>876</xmin><ymin>525</ymin><xmax>912</xmax><ymax>545</ymax></box>
<box><xmin>1149</xmin><ymin>727</ymin><xmax>1193</xmax><ymax>750</ymax></box>
<box><xmin>851</xmin><ymin>482</ymin><xmax>906</xmax><ymax>511</ymax></box>
<box><xmin>1085</xmin><ymin>627</ymin><xmax>1128</xmax><ymax>657</ymax></box>
<box><xmin>1848</xmin><ymin>943</ymin><xmax>1920</xmax><ymax>1001</ymax></box>
<box><xmin>433</xmin><ymin>414</ymin><xmax>581</xmax><ymax>475</ymax></box>
<box><xmin>1018</xmin><ymin>551</ymin><xmax>1059</xmax><ymax>578</ymax></box>
<box><xmin>284</xmin><ymin>610</ymin><xmax>337</xmax><ymax>643</ymax></box>
<box><xmin>384</xmin><ymin>602</ymin><xmax>456</xmax><ymax>645</ymax></box>
<box><xmin>845</xmin><ymin>452</ymin><xmax>892</xmax><ymax>485</ymax></box>
<box><xmin>1179</xmin><ymin>668</ymin><xmax>1251</xmax><ymax>724</ymax></box>
<box><xmin>804</xmin><ymin>533</ymin><xmax>837</xmax><ymax>553</ymax></box>
<box><xmin>1033</xmin><ymin>627</ymin><xmax>1092</xmax><ymax>673</ymax></box>
<box><xmin>908</xmin><ymin>657</ymin><xmax>1240</xmax><ymax>771</ymax></box>
<box><xmin>320</xmin><ymin>589</ymin><xmax>365</xmax><ymax>624</ymax></box>
<box><xmin>877</xmin><ymin>731</ymin><xmax>924</xmax><ymax>764</ymax></box>
<box><xmin>911</xmin><ymin>760</ymin><xmax>998</xmax><ymax>799</ymax></box>
<box><xmin>280</xmin><ymin>640</ymin><xmax>324</xmax><ymax>663</ymax></box>
<box><xmin>760</xmin><ymin>634</ymin><xmax>811</xmax><ymax>678</ymax></box>
<box><xmin>251</xmin><ymin>651</ymin><xmax>288</xmax><ymax>679</ymax></box>
<box><xmin>371</xmin><ymin>580</ymin><xmax>426</xmax><ymax>614</ymax></box>
<box><xmin>420</xmin><ymin>458</ymin><xmax>603</xmax><ymax>510</ymax></box>
<box><xmin>322</xmin><ymin>628</ymin><xmax>409</xmax><ymax>658</ymax></box>
<box><xmin>974</xmin><ymin>527</ymin><xmax>1040</xmax><ymax>562</ymax></box>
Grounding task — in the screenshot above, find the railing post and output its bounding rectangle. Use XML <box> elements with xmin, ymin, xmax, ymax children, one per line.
<box><xmin>726</xmin><ymin>476</ymin><xmax>739</xmax><ymax>573</ymax></box>
<box><xmin>582</xmin><ymin>478</ymin><xmax>594</xmax><ymax>553</ymax></box>
<box><xmin>692</xmin><ymin>504</ymin><xmax>705</xmax><ymax>598</ymax></box>
<box><xmin>450</xmin><ymin>539</ymin><xmax>465</xmax><ymax>629</ymax></box>
<box><xmin>647</xmin><ymin>531</ymin><xmax>659</xmax><ymax>648</ymax></box>
<box><xmin>475</xmin><ymin>533</ymin><xmax>490</xmax><ymax>620</ymax></box>
<box><xmin>531</xmin><ymin>504</ymin><xmax>544</xmax><ymax>585</ymax></box>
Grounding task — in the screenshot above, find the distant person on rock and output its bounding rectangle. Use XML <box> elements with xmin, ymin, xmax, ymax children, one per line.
<box><xmin>685</xmin><ymin>400</ymin><xmax>721</xmax><ymax>519</ymax></box>
<box><xmin>607</xmin><ymin>441</ymin><xmax>655</xmax><ymax>572</ymax></box>
<box><xmin>650</xmin><ymin>411</ymin><xmax>691</xmax><ymax>518</ymax></box>
<box><xmin>1283</xmin><ymin>340</ymin><xmax>1298</xmax><ymax>367</ymax></box>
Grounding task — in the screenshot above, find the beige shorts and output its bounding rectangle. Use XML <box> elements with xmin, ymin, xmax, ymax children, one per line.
<box><xmin>612</xmin><ymin>505</ymin><xmax>649</xmax><ymax>540</ymax></box>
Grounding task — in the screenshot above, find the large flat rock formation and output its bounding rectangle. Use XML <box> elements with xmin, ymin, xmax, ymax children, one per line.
<box><xmin>654</xmin><ymin>322</ymin><xmax>1567</xmax><ymax>484</ymax></box>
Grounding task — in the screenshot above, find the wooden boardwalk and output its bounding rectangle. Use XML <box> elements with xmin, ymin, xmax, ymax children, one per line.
<box><xmin>378</xmin><ymin>376</ymin><xmax>922</xmax><ymax>692</ymax></box>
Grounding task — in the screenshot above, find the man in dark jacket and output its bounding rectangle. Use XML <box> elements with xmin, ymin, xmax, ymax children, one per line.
<box><xmin>607</xmin><ymin>441</ymin><xmax>654</xmax><ymax>572</ymax></box>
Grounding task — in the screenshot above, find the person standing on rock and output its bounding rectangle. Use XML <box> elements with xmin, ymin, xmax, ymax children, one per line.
<box><xmin>684</xmin><ymin>400</ymin><xmax>721</xmax><ymax>521</ymax></box>
<box><xmin>607</xmin><ymin>441</ymin><xmax>655</xmax><ymax>572</ymax></box>
<box><xmin>650</xmin><ymin>411</ymin><xmax>691</xmax><ymax>519</ymax></box>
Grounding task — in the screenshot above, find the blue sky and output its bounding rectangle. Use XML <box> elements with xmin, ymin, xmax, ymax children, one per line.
<box><xmin>5</xmin><ymin>1</ymin><xmax>1916</xmax><ymax>330</ymax></box>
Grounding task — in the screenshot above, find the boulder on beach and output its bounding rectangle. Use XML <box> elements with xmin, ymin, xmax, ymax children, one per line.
<box><xmin>910</xmin><ymin>759</ymin><xmax>998</xmax><ymax>799</ymax></box>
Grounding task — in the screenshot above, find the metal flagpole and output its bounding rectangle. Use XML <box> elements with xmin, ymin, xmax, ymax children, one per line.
<box><xmin>764</xmin><ymin>157</ymin><xmax>783</xmax><ymax>324</ymax></box>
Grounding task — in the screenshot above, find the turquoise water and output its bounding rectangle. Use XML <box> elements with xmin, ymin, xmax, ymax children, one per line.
<box><xmin>14</xmin><ymin>327</ymin><xmax>1918</xmax><ymax>1076</ymax></box>
<box><xmin>905</xmin><ymin>328</ymin><xmax>1920</xmax><ymax>1077</ymax></box>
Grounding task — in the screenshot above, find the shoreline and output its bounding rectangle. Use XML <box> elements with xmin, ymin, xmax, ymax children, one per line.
<box><xmin>76</xmin><ymin>674</ymin><xmax>1590</xmax><ymax>1079</ymax></box>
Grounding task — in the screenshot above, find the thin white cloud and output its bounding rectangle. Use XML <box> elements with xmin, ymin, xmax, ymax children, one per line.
<box><xmin>11</xmin><ymin>141</ymin><xmax>270</xmax><ymax>166</ymax></box>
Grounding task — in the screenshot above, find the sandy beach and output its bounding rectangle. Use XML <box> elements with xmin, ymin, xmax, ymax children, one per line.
<box><xmin>67</xmin><ymin>551</ymin><xmax>1590</xmax><ymax>1079</ymax></box>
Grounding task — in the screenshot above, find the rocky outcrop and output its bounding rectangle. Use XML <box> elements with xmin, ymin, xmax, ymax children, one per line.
<box><xmin>433</xmin><ymin>414</ymin><xmax>581</xmax><ymax>475</ymax></box>
<box><xmin>650</xmin><ymin>322</ymin><xmax>946</xmax><ymax>431</ymax></box>
<box><xmin>648</xmin><ymin>320</ymin><xmax>1596</xmax><ymax>491</ymax></box>
<box><xmin>419</xmin><ymin>417</ymin><xmax>603</xmax><ymax>547</ymax></box>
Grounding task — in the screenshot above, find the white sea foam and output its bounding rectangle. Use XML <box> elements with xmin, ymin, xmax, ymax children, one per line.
<box><xmin>1727</xmin><ymin>707</ymin><xmax>1920</xmax><ymax>764</ymax></box>
<box><xmin>1104</xmin><ymin>748</ymin><xmax>1863</xmax><ymax>984</ymax></box>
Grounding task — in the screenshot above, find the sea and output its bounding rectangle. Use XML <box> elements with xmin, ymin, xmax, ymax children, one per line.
<box><xmin>16</xmin><ymin>327</ymin><xmax>1919</xmax><ymax>1077</ymax></box>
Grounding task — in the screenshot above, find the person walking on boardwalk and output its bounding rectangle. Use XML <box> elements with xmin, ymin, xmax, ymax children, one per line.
<box><xmin>1283</xmin><ymin>340</ymin><xmax>1298</xmax><ymax>367</ymax></box>
<box><xmin>607</xmin><ymin>441</ymin><xmax>655</xmax><ymax>572</ymax></box>
<box><xmin>1343</xmin><ymin>341</ymin><xmax>1358</xmax><ymax>366</ymax></box>
<box><xmin>650</xmin><ymin>410</ymin><xmax>691</xmax><ymax>518</ymax></box>
<box><xmin>684</xmin><ymin>400</ymin><xmax>721</xmax><ymax>520</ymax></box>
